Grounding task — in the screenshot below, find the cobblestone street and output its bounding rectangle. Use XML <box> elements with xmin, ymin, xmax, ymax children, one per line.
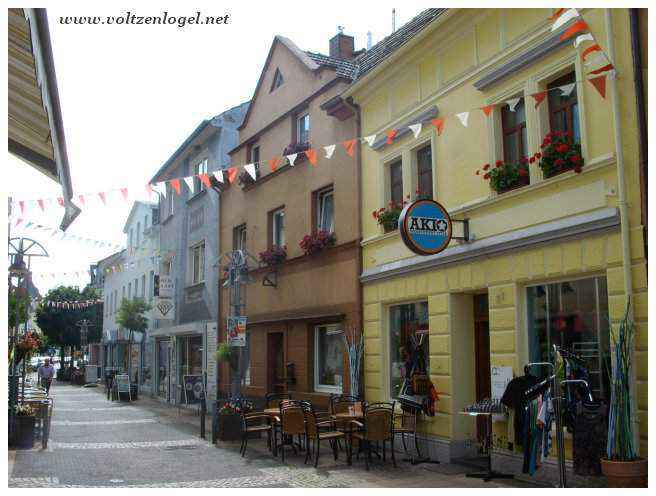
<box><xmin>8</xmin><ymin>382</ymin><xmax>541</xmax><ymax>488</ymax></box>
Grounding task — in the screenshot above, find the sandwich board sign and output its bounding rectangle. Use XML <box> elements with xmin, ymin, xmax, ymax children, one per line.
<box><xmin>183</xmin><ymin>375</ymin><xmax>205</xmax><ymax>404</ymax></box>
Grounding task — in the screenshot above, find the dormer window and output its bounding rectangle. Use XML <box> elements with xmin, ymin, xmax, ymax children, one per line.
<box><xmin>270</xmin><ymin>68</ymin><xmax>284</xmax><ymax>92</ymax></box>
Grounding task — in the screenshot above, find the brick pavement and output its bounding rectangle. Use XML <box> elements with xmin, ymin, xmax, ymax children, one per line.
<box><xmin>9</xmin><ymin>382</ymin><xmax>543</xmax><ymax>488</ymax></box>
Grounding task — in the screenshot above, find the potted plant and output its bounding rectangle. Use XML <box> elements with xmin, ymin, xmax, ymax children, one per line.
<box><xmin>372</xmin><ymin>199</ymin><xmax>408</xmax><ymax>233</ymax></box>
<box><xmin>282</xmin><ymin>141</ymin><xmax>310</xmax><ymax>164</ymax></box>
<box><xmin>13</xmin><ymin>403</ymin><xmax>35</xmax><ymax>449</ymax></box>
<box><xmin>601</xmin><ymin>301</ymin><xmax>647</xmax><ymax>487</ymax></box>
<box><xmin>258</xmin><ymin>245</ymin><xmax>287</xmax><ymax>267</ymax></box>
<box><xmin>14</xmin><ymin>331</ymin><xmax>42</xmax><ymax>365</ymax></box>
<box><xmin>216</xmin><ymin>343</ymin><xmax>239</xmax><ymax>373</ymax></box>
<box><xmin>535</xmin><ymin>131</ymin><xmax>584</xmax><ymax>178</ymax></box>
<box><xmin>216</xmin><ymin>399</ymin><xmax>254</xmax><ymax>442</ymax></box>
<box><xmin>477</xmin><ymin>159</ymin><xmax>530</xmax><ymax>194</ymax></box>
<box><xmin>299</xmin><ymin>230</ymin><xmax>336</xmax><ymax>256</ymax></box>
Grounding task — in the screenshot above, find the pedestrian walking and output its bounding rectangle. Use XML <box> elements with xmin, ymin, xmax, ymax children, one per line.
<box><xmin>37</xmin><ymin>358</ymin><xmax>55</xmax><ymax>394</ymax></box>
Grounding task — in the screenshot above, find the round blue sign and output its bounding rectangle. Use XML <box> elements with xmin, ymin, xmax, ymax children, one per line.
<box><xmin>399</xmin><ymin>199</ymin><xmax>452</xmax><ymax>256</ymax></box>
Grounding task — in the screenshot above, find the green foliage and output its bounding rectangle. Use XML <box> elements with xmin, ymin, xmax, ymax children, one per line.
<box><xmin>216</xmin><ymin>342</ymin><xmax>238</xmax><ymax>371</ymax></box>
<box><xmin>8</xmin><ymin>292</ymin><xmax>29</xmax><ymax>329</ymax></box>
<box><xmin>116</xmin><ymin>298</ymin><xmax>151</xmax><ymax>334</ymax></box>
<box><xmin>478</xmin><ymin>159</ymin><xmax>530</xmax><ymax>193</ymax></box>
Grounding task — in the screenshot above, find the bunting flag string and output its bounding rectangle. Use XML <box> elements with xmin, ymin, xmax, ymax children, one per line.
<box><xmin>43</xmin><ymin>299</ymin><xmax>103</xmax><ymax>310</ymax></box>
<box><xmin>12</xmin><ymin>219</ymin><xmax>123</xmax><ymax>249</ymax></box>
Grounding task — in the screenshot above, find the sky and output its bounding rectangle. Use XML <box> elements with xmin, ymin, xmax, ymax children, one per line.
<box><xmin>6</xmin><ymin>0</ymin><xmax>426</xmax><ymax>295</ymax></box>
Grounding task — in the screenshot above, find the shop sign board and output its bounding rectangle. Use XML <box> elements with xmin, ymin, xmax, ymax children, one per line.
<box><xmin>153</xmin><ymin>275</ymin><xmax>175</xmax><ymax>320</ymax></box>
<box><xmin>226</xmin><ymin>316</ymin><xmax>247</xmax><ymax>347</ymax></box>
<box><xmin>183</xmin><ymin>374</ymin><xmax>205</xmax><ymax>404</ymax></box>
<box><xmin>399</xmin><ymin>199</ymin><xmax>452</xmax><ymax>256</ymax></box>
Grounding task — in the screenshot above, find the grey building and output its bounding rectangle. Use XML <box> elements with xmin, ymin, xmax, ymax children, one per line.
<box><xmin>148</xmin><ymin>102</ymin><xmax>248</xmax><ymax>406</ymax></box>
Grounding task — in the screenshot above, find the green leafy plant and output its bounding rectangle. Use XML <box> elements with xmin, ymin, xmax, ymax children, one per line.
<box><xmin>373</xmin><ymin>199</ymin><xmax>409</xmax><ymax>233</ymax></box>
<box><xmin>216</xmin><ymin>343</ymin><xmax>239</xmax><ymax>371</ymax></box>
<box><xmin>535</xmin><ymin>130</ymin><xmax>583</xmax><ymax>178</ymax></box>
<box><xmin>477</xmin><ymin>159</ymin><xmax>530</xmax><ymax>193</ymax></box>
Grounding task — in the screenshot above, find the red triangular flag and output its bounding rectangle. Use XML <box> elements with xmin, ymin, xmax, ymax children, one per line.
<box><xmin>588</xmin><ymin>75</ymin><xmax>606</xmax><ymax>99</ymax></box>
<box><xmin>386</xmin><ymin>129</ymin><xmax>398</xmax><ymax>145</ymax></box>
<box><xmin>98</xmin><ymin>192</ymin><xmax>107</xmax><ymax>204</ymax></box>
<box><xmin>120</xmin><ymin>188</ymin><xmax>129</xmax><ymax>201</ymax></box>
<box><xmin>37</xmin><ymin>199</ymin><xmax>45</xmax><ymax>211</ymax></box>
<box><xmin>581</xmin><ymin>44</ymin><xmax>601</xmax><ymax>62</ymax></box>
<box><xmin>57</xmin><ymin>197</ymin><xmax>64</xmax><ymax>207</ymax></box>
<box><xmin>198</xmin><ymin>174</ymin><xmax>212</xmax><ymax>189</ymax></box>
<box><xmin>15</xmin><ymin>218</ymin><xmax>23</xmax><ymax>227</ymax></box>
<box><xmin>532</xmin><ymin>91</ymin><xmax>548</xmax><ymax>108</ymax></box>
<box><xmin>342</xmin><ymin>139</ymin><xmax>357</xmax><ymax>157</ymax></box>
<box><xmin>305</xmin><ymin>148</ymin><xmax>317</xmax><ymax>166</ymax></box>
<box><xmin>560</xmin><ymin>21</ymin><xmax>589</xmax><ymax>42</ymax></box>
<box><xmin>481</xmin><ymin>104</ymin><xmax>494</xmax><ymax>117</ymax></box>
<box><xmin>226</xmin><ymin>167</ymin><xmax>238</xmax><ymax>183</ymax></box>
<box><xmin>269</xmin><ymin>157</ymin><xmax>281</xmax><ymax>172</ymax></box>
<box><xmin>431</xmin><ymin>118</ymin><xmax>445</xmax><ymax>136</ymax></box>
<box><xmin>19</xmin><ymin>201</ymin><xmax>24</xmax><ymax>214</ymax></box>
<box><xmin>78</xmin><ymin>195</ymin><xmax>85</xmax><ymax>206</ymax></box>
<box><xmin>589</xmin><ymin>63</ymin><xmax>614</xmax><ymax>75</ymax></box>
<box><xmin>170</xmin><ymin>179</ymin><xmax>181</xmax><ymax>195</ymax></box>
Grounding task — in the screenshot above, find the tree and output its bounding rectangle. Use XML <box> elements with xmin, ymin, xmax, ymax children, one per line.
<box><xmin>116</xmin><ymin>297</ymin><xmax>151</xmax><ymax>382</ymax></box>
<box><xmin>8</xmin><ymin>292</ymin><xmax>28</xmax><ymax>329</ymax></box>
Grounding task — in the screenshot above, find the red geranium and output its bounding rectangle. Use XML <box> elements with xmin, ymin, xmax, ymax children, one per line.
<box><xmin>483</xmin><ymin>163</ymin><xmax>490</xmax><ymax>171</ymax></box>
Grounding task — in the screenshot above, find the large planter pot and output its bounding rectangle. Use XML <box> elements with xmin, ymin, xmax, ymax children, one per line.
<box><xmin>216</xmin><ymin>413</ymin><xmax>242</xmax><ymax>442</ymax></box>
<box><xmin>15</xmin><ymin>415</ymin><xmax>35</xmax><ymax>449</ymax></box>
<box><xmin>601</xmin><ymin>458</ymin><xmax>648</xmax><ymax>488</ymax></box>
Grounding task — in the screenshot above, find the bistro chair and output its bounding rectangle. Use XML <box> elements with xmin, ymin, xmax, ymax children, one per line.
<box><xmin>265</xmin><ymin>392</ymin><xmax>292</xmax><ymax>409</ymax></box>
<box><xmin>277</xmin><ymin>400</ymin><xmax>306</xmax><ymax>462</ymax></box>
<box><xmin>350</xmin><ymin>402</ymin><xmax>396</xmax><ymax>470</ymax></box>
<box><xmin>240</xmin><ymin>410</ymin><xmax>273</xmax><ymax>457</ymax></box>
<box><xmin>302</xmin><ymin>402</ymin><xmax>345</xmax><ymax>468</ymax></box>
<box><xmin>393</xmin><ymin>408</ymin><xmax>421</xmax><ymax>459</ymax></box>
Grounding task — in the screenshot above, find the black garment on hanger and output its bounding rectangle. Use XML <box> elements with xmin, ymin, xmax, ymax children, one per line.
<box><xmin>573</xmin><ymin>400</ymin><xmax>607</xmax><ymax>476</ymax></box>
<box><xmin>500</xmin><ymin>374</ymin><xmax>540</xmax><ymax>447</ymax></box>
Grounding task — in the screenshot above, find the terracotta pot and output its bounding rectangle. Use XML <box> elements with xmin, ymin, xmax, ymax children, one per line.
<box><xmin>601</xmin><ymin>458</ymin><xmax>648</xmax><ymax>488</ymax></box>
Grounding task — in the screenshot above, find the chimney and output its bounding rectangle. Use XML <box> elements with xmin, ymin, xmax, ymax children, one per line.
<box><xmin>329</xmin><ymin>29</ymin><xmax>355</xmax><ymax>59</ymax></box>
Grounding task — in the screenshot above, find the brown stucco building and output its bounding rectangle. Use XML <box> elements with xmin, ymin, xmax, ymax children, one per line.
<box><xmin>218</xmin><ymin>33</ymin><xmax>361</xmax><ymax>407</ymax></box>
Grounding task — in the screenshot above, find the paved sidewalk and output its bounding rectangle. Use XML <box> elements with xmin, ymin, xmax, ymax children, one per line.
<box><xmin>9</xmin><ymin>382</ymin><xmax>543</xmax><ymax>488</ymax></box>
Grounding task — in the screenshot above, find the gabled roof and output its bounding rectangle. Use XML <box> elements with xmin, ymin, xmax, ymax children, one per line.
<box><xmin>123</xmin><ymin>201</ymin><xmax>157</xmax><ymax>233</ymax></box>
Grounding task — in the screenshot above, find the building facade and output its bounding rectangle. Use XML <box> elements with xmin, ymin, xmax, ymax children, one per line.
<box><xmin>148</xmin><ymin>103</ymin><xmax>248</xmax><ymax>406</ymax></box>
<box><xmin>342</xmin><ymin>7</ymin><xmax>648</xmax><ymax>478</ymax></box>
<box><xmin>218</xmin><ymin>34</ymin><xmax>361</xmax><ymax>407</ymax></box>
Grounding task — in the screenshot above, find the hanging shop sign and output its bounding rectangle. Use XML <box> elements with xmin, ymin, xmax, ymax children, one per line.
<box><xmin>153</xmin><ymin>275</ymin><xmax>175</xmax><ymax>320</ymax></box>
<box><xmin>226</xmin><ymin>316</ymin><xmax>247</xmax><ymax>347</ymax></box>
<box><xmin>183</xmin><ymin>375</ymin><xmax>205</xmax><ymax>404</ymax></box>
<box><xmin>399</xmin><ymin>199</ymin><xmax>453</xmax><ymax>256</ymax></box>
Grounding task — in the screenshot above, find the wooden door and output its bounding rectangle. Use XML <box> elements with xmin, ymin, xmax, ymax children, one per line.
<box><xmin>267</xmin><ymin>333</ymin><xmax>285</xmax><ymax>394</ymax></box>
<box><xmin>473</xmin><ymin>294</ymin><xmax>491</xmax><ymax>440</ymax></box>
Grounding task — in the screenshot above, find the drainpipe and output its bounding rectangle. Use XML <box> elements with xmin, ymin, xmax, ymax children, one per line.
<box><xmin>604</xmin><ymin>8</ymin><xmax>639</xmax><ymax>454</ymax></box>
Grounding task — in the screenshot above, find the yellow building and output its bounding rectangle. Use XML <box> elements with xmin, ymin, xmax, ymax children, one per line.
<box><xmin>343</xmin><ymin>8</ymin><xmax>648</xmax><ymax>478</ymax></box>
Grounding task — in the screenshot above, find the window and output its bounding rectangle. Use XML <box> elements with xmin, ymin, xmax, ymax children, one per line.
<box><xmin>502</xmin><ymin>98</ymin><xmax>528</xmax><ymax>164</ymax></box>
<box><xmin>144</xmin><ymin>215</ymin><xmax>149</xmax><ymax>231</ymax></box>
<box><xmin>270</xmin><ymin>68</ymin><xmax>284</xmax><ymax>92</ymax></box>
<box><xmin>136</xmin><ymin>223</ymin><xmax>141</xmax><ymax>246</ymax></box>
<box><xmin>548</xmin><ymin>72</ymin><xmax>580</xmax><ymax>144</ymax></box>
<box><xmin>141</xmin><ymin>274</ymin><xmax>146</xmax><ymax>298</ymax></box>
<box><xmin>297</xmin><ymin>113</ymin><xmax>310</xmax><ymax>144</ymax></box>
<box><xmin>389</xmin><ymin>159</ymin><xmax>403</xmax><ymax>206</ymax></box>
<box><xmin>189</xmin><ymin>241</ymin><xmax>205</xmax><ymax>285</ymax></box>
<box><xmin>162</xmin><ymin>259</ymin><xmax>172</xmax><ymax>276</ymax></box>
<box><xmin>314</xmin><ymin>324</ymin><xmax>343</xmax><ymax>393</ymax></box>
<box><xmin>248</xmin><ymin>145</ymin><xmax>260</xmax><ymax>165</ymax></box>
<box><xmin>527</xmin><ymin>277</ymin><xmax>610</xmax><ymax>399</ymax></box>
<box><xmin>271</xmin><ymin>208</ymin><xmax>285</xmax><ymax>247</ymax></box>
<box><xmin>134</xmin><ymin>278</ymin><xmax>138</xmax><ymax>299</ymax></box>
<box><xmin>128</xmin><ymin>282</ymin><xmax>132</xmax><ymax>300</ymax></box>
<box><xmin>316</xmin><ymin>187</ymin><xmax>334</xmax><ymax>233</ymax></box>
<box><xmin>129</xmin><ymin>229</ymin><xmax>133</xmax><ymax>249</ymax></box>
<box><xmin>149</xmin><ymin>271</ymin><xmax>154</xmax><ymax>302</ymax></box>
<box><xmin>166</xmin><ymin>184</ymin><xmax>174</xmax><ymax>217</ymax></box>
<box><xmin>113</xmin><ymin>290</ymin><xmax>118</xmax><ymax>314</ymax></box>
<box><xmin>233</xmin><ymin>224</ymin><xmax>247</xmax><ymax>252</ymax></box>
<box><xmin>416</xmin><ymin>145</ymin><xmax>433</xmax><ymax>199</ymax></box>
<box><xmin>389</xmin><ymin>301</ymin><xmax>429</xmax><ymax>399</ymax></box>
<box><xmin>122</xmin><ymin>286</ymin><xmax>126</xmax><ymax>303</ymax></box>
<box><xmin>193</xmin><ymin>159</ymin><xmax>208</xmax><ymax>192</ymax></box>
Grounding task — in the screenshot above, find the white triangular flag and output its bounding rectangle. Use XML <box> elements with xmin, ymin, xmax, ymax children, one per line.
<box><xmin>286</xmin><ymin>153</ymin><xmax>298</xmax><ymax>166</ymax></box>
<box><xmin>324</xmin><ymin>144</ymin><xmax>336</xmax><ymax>159</ymax></box>
<box><xmin>244</xmin><ymin>163</ymin><xmax>257</xmax><ymax>181</ymax></box>
<box><xmin>574</xmin><ymin>33</ymin><xmax>594</xmax><ymax>49</ymax></box>
<box><xmin>456</xmin><ymin>112</ymin><xmax>469</xmax><ymax>127</ymax></box>
<box><xmin>408</xmin><ymin>123</ymin><xmax>422</xmax><ymax>139</ymax></box>
<box><xmin>559</xmin><ymin>83</ymin><xmax>576</xmax><ymax>97</ymax></box>
<box><xmin>183</xmin><ymin>176</ymin><xmax>195</xmax><ymax>194</ymax></box>
<box><xmin>551</xmin><ymin>9</ymin><xmax>579</xmax><ymax>31</ymax></box>
<box><xmin>506</xmin><ymin>97</ymin><xmax>521</xmax><ymax>112</ymax></box>
<box><xmin>213</xmin><ymin>170</ymin><xmax>224</xmax><ymax>183</ymax></box>
<box><xmin>584</xmin><ymin>52</ymin><xmax>606</xmax><ymax>67</ymax></box>
<box><xmin>362</xmin><ymin>135</ymin><xmax>376</xmax><ymax>147</ymax></box>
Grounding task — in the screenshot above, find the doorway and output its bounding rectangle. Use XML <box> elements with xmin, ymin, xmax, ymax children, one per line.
<box><xmin>473</xmin><ymin>293</ymin><xmax>491</xmax><ymax>440</ymax></box>
<box><xmin>267</xmin><ymin>332</ymin><xmax>285</xmax><ymax>394</ymax></box>
<box><xmin>157</xmin><ymin>339</ymin><xmax>170</xmax><ymax>401</ymax></box>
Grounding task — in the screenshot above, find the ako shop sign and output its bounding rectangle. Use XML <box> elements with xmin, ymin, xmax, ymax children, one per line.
<box><xmin>153</xmin><ymin>275</ymin><xmax>175</xmax><ymax>320</ymax></box>
<box><xmin>399</xmin><ymin>199</ymin><xmax>452</xmax><ymax>256</ymax></box>
<box><xmin>226</xmin><ymin>316</ymin><xmax>247</xmax><ymax>347</ymax></box>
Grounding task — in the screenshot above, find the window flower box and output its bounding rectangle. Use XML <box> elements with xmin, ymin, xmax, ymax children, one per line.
<box><xmin>258</xmin><ymin>245</ymin><xmax>287</xmax><ymax>267</ymax></box>
<box><xmin>282</xmin><ymin>142</ymin><xmax>310</xmax><ymax>164</ymax></box>
<box><xmin>536</xmin><ymin>131</ymin><xmax>584</xmax><ymax>178</ymax></box>
<box><xmin>477</xmin><ymin>159</ymin><xmax>530</xmax><ymax>194</ymax></box>
<box><xmin>299</xmin><ymin>230</ymin><xmax>336</xmax><ymax>256</ymax></box>
<box><xmin>373</xmin><ymin>200</ymin><xmax>408</xmax><ymax>233</ymax></box>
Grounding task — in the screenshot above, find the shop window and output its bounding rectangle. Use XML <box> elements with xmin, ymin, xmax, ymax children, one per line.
<box><xmin>416</xmin><ymin>144</ymin><xmax>433</xmax><ymax>199</ymax></box>
<box><xmin>389</xmin><ymin>301</ymin><xmax>429</xmax><ymax>399</ymax></box>
<box><xmin>314</xmin><ymin>324</ymin><xmax>343</xmax><ymax>393</ymax></box>
<box><xmin>270</xmin><ymin>208</ymin><xmax>285</xmax><ymax>248</ymax></box>
<box><xmin>193</xmin><ymin>158</ymin><xmax>208</xmax><ymax>193</ymax></box>
<box><xmin>316</xmin><ymin>187</ymin><xmax>334</xmax><ymax>233</ymax></box>
<box><xmin>527</xmin><ymin>276</ymin><xmax>610</xmax><ymax>399</ymax></box>
<box><xmin>297</xmin><ymin>113</ymin><xmax>310</xmax><ymax>144</ymax></box>
<box><xmin>189</xmin><ymin>241</ymin><xmax>205</xmax><ymax>285</ymax></box>
<box><xmin>389</xmin><ymin>159</ymin><xmax>403</xmax><ymax>206</ymax></box>
<box><xmin>233</xmin><ymin>224</ymin><xmax>247</xmax><ymax>251</ymax></box>
<box><xmin>502</xmin><ymin>97</ymin><xmax>528</xmax><ymax>164</ymax></box>
<box><xmin>178</xmin><ymin>335</ymin><xmax>203</xmax><ymax>401</ymax></box>
<box><xmin>548</xmin><ymin>72</ymin><xmax>580</xmax><ymax>144</ymax></box>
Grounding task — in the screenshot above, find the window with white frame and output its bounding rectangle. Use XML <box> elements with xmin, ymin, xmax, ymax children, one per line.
<box><xmin>297</xmin><ymin>113</ymin><xmax>310</xmax><ymax>144</ymax></box>
<box><xmin>193</xmin><ymin>158</ymin><xmax>208</xmax><ymax>192</ymax></box>
<box><xmin>189</xmin><ymin>241</ymin><xmax>205</xmax><ymax>285</ymax></box>
<box><xmin>547</xmin><ymin>71</ymin><xmax>580</xmax><ymax>145</ymax></box>
<box><xmin>233</xmin><ymin>224</ymin><xmax>247</xmax><ymax>251</ymax></box>
<box><xmin>416</xmin><ymin>144</ymin><xmax>433</xmax><ymax>199</ymax></box>
<box><xmin>314</xmin><ymin>324</ymin><xmax>343</xmax><ymax>393</ymax></box>
<box><xmin>271</xmin><ymin>208</ymin><xmax>285</xmax><ymax>247</ymax></box>
<box><xmin>316</xmin><ymin>187</ymin><xmax>334</xmax><ymax>233</ymax></box>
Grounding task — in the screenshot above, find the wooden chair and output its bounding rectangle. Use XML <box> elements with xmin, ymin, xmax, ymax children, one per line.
<box><xmin>240</xmin><ymin>411</ymin><xmax>273</xmax><ymax>457</ymax></box>
<box><xmin>278</xmin><ymin>400</ymin><xmax>306</xmax><ymax>462</ymax></box>
<box><xmin>265</xmin><ymin>392</ymin><xmax>292</xmax><ymax>409</ymax></box>
<box><xmin>351</xmin><ymin>401</ymin><xmax>396</xmax><ymax>470</ymax></box>
<box><xmin>302</xmin><ymin>402</ymin><xmax>345</xmax><ymax>467</ymax></box>
<box><xmin>394</xmin><ymin>408</ymin><xmax>421</xmax><ymax>458</ymax></box>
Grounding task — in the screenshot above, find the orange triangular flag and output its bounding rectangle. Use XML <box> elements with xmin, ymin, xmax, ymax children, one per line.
<box><xmin>342</xmin><ymin>139</ymin><xmax>357</xmax><ymax>157</ymax></box>
<box><xmin>226</xmin><ymin>167</ymin><xmax>238</xmax><ymax>183</ymax></box>
<box><xmin>198</xmin><ymin>173</ymin><xmax>212</xmax><ymax>189</ymax></box>
<box><xmin>560</xmin><ymin>21</ymin><xmax>589</xmax><ymax>42</ymax></box>
<box><xmin>386</xmin><ymin>129</ymin><xmax>398</xmax><ymax>145</ymax></box>
<box><xmin>532</xmin><ymin>91</ymin><xmax>548</xmax><ymax>108</ymax></box>
<box><xmin>581</xmin><ymin>44</ymin><xmax>601</xmax><ymax>62</ymax></box>
<box><xmin>269</xmin><ymin>156</ymin><xmax>281</xmax><ymax>172</ymax></box>
<box><xmin>170</xmin><ymin>179</ymin><xmax>181</xmax><ymax>195</ymax></box>
<box><xmin>431</xmin><ymin>118</ymin><xmax>445</xmax><ymax>136</ymax></box>
<box><xmin>98</xmin><ymin>192</ymin><xmax>107</xmax><ymax>204</ymax></box>
<box><xmin>305</xmin><ymin>148</ymin><xmax>317</xmax><ymax>166</ymax></box>
<box><xmin>481</xmin><ymin>104</ymin><xmax>494</xmax><ymax>117</ymax></box>
<box><xmin>589</xmin><ymin>63</ymin><xmax>614</xmax><ymax>75</ymax></box>
<box><xmin>588</xmin><ymin>75</ymin><xmax>606</xmax><ymax>99</ymax></box>
<box><xmin>120</xmin><ymin>187</ymin><xmax>129</xmax><ymax>201</ymax></box>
